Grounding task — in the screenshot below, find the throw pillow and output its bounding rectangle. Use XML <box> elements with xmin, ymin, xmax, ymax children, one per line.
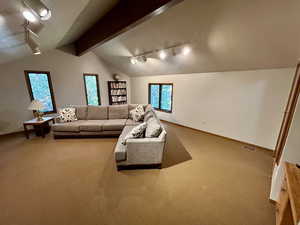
<box><xmin>59</xmin><ymin>107</ymin><xmax>77</xmax><ymax>123</ymax></box>
<box><xmin>122</xmin><ymin>122</ymin><xmax>147</xmax><ymax>145</ymax></box>
<box><xmin>144</xmin><ymin>110</ymin><xmax>155</xmax><ymax>122</ymax></box>
<box><xmin>145</xmin><ymin>118</ymin><xmax>162</xmax><ymax>138</ymax></box>
<box><xmin>130</xmin><ymin>104</ymin><xmax>145</xmax><ymax>122</ymax></box>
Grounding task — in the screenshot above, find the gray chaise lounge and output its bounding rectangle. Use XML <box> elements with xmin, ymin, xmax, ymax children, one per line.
<box><xmin>52</xmin><ymin>104</ymin><xmax>166</xmax><ymax>169</ymax></box>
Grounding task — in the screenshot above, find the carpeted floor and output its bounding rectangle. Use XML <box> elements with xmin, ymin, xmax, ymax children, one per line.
<box><xmin>0</xmin><ymin>122</ymin><xmax>275</xmax><ymax>225</ymax></box>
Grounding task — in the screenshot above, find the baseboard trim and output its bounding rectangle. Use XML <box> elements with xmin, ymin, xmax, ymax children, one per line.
<box><xmin>161</xmin><ymin>119</ymin><xmax>274</xmax><ymax>152</ymax></box>
<box><xmin>269</xmin><ymin>198</ymin><xmax>277</xmax><ymax>205</ymax></box>
<box><xmin>0</xmin><ymin>129</ymin><xmax>33</xmax><ymax>137</ymax></box>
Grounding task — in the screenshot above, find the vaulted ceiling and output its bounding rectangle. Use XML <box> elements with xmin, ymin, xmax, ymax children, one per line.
<box><xmin>93</xmin><ymin>0</ymin><xmax>300</xmax><ymax>76</ymax></box>
<box><xmin>0</xmin><ymin>0</ymin><xmax>117</xmax><ymax>64</ymax></box>
<box><xmin>1</xmin><ymin>0</ymin><xmax>300</xmax><ymax>76</ymax></box>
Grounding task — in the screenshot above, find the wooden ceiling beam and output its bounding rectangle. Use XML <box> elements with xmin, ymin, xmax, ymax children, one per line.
<box><xmin>74</xmin><ymin>0</ymin><xmax>184</xmax><ymax>56</ymax></box>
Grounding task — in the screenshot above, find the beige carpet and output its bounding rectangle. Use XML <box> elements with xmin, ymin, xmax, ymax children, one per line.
<box><xmin>0</xmin><ymin>122</ymin><xmax>275</xmax><ymax>225</ymax></box>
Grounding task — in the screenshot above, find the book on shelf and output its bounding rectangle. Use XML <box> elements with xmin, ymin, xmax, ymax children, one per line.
<box><xmin>112</xmin><ymin>96</ymin><xmax>127</xmax><ymax>102</ymax></box>
<box><xmin>110</xmin><ymin>82</ymin><xmax>126</xmax><ymax>89</ymax></box>
<box><xmin>110</xmin><ymin>89</ymin><xmax>127</xmax><ymax>95</ymax></box>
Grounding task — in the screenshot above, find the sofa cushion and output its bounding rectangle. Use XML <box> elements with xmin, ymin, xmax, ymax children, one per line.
<box><xmin>87</xmin><ymin>106</ymin><xmax>108</xmax><ymax>120</ymax></box>
<box><xmin>109</xmin><ymin>105</ymin><xmax>128</xmax><ymax>119</ymax></box>
<box><xmin>52</xmin><ymin>121</ymin><xmax>82</xmax><ymax>132</ymax></box>
<box><xmin>79</xmin><ymin>120</ymin><xmax>104</xmax><ymax>132</ymax></box>
<box><xmin>128</xmin><ymin>104</ymin><xmax>149</xmax><ymax>118</ymax></box>
<box><xmin>126</xmin><ymin>119</ymin><xmax>142</xmax><ymax>126</ymax></box>
<box><xmin>72</xmin><ymin>105</ymin><xmax>87</xmax><ymax>120</ymax></box>
<box><xmin>145</xmin><ymin>117</ymin><xmax>162</xmax><ymax>138</ymax></box>
<box><xmin>128</xmin><ymin>104</ymin><xmax>137</xmax><ymax>119</ymax></box>
<box><xmin>130</xmin><ymin>104</ymin><xmax>145</xmax><ymax>122</ymax></box>
<box><xmin>103</xmin><ymin>119</ymin><xmax>126</xmax><ymax>131</ymax></box>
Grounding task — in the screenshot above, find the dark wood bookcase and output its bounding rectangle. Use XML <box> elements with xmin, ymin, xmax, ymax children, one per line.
<box><xmin>108</xmin><ymin>81</ymin><xmax>127</xmax><ymax>105</ymax></box>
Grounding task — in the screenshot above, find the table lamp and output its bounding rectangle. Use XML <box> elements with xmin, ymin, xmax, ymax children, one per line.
<box><xmin>28</xmin><ymin>100</ymin><xmax>44</xmax><ymax>121</ymax></box>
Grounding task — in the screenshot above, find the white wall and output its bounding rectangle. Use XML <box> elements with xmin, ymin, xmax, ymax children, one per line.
<box><xmin>131</xmin><ymin>68</ymin><xmax>294</xmax><ymax>149</ymax></box>
<box><xmin>0</xmin><ymin>47</ymin><xmax>131</xmax><ymax>135</ymax></box>
<box><xmin>270</xmin><ymin>99</ymin><xmax>300</xmax><ymax>200</ymax></box>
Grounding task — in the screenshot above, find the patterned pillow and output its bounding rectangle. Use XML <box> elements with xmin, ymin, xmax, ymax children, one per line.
<box><xmin>122</xmin><ymin>122</ymin><xmax>147</xmax><ymax>145</ymax></box>
<box><xmin>130</xmin><ymin>104</ymin><xmax>145</xmax><ymax>122</ymax></box>
<box><xmin>145</xmin><ymin>118</ymin><xmax>162</xmax><ymax>138</ymax></box>
<box><xmin>59</xmin><ymin>107</ymin><xmax>77</xmax><ymax>123</ymax></box>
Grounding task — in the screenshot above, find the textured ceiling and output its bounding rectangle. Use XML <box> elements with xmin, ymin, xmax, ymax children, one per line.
<box><xmin>0</xmin><ymin>0</ymin><xmax>117</xmax><ymax>64</ymax></box>
<box><xmin>93</xmin><ymin>0</ymin><xmax>300</xmax><ymax>76</ymax></box>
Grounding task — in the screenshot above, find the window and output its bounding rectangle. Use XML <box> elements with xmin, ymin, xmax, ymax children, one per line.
<box><xmin>24</xmin><ymin>70</ymin><xmax>56</xmax><ymax>113</ymax></box>
<box><xmin>149</xmin><ymin>83</ymin><xmax>173</xmax><ymax>113</ymax></box>
<box><xmin>83</xmin><ymin>74</ymin><xmax>101</xmax><ymax>106</ymax></box>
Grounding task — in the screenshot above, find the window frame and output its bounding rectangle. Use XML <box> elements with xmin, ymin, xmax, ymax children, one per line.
<box><xmin>148</xmin><ymin>83</ymin><xmax>173</xmax><ymax>113</ymax></box>
<box><xmin>83</xmin><ymin>73</ymin><xmax>101</xmax><ymax>106</ymax></box>
<box><xmin>24</xmin><ymin>70</ymin><xmax>57</xmax><ymax>114</ymax></box>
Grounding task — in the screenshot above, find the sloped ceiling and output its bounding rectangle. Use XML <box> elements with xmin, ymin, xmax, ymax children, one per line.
<box><xmin>93</xmin><ymin>0</ymin><xmax>300</xmax><ymax>76</ymax></box>
<box><xmin>0</xmin><ymin>0</ymin><xmax>117</xmax><ymax>64</ymax></box>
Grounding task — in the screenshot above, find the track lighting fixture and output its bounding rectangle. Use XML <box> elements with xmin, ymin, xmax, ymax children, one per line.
<box><xmin>129</xmin><ymin>44</ymin><xmax>192</xmax><ymax>64</ymax></box>
<box><xmin>22</xmin><ymin>0</ymin><xmax>52</xmax><ymax>21</ymax></box>
<box><xmin>24</xmin><ymin>22</ymin><xmax>41</xmax><ymax>55</ymax></box>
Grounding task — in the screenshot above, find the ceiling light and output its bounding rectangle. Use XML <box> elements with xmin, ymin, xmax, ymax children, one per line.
<box><xmin>39</xmin><ymin>8</ymin><xmax>48</xmax><ymax>17</ymax></box>
<box><xmin>22</xmin><ymin>0</ymin><xmax>52</xmax><ymax>21</ymax></box>
<box><xmin>130</xmin><ymin>57</ymin><xmax>137</xmax><ymax>64</ymax></box>
<box><xmin>39</xmin><ymin>8</ymin><xmax>51</xmax><ymax>20</ymax></box>
<box><xmin>182</xmin><ymin>46</ymin><xmax>191</xmax><ymax>55</ymax></box>
<box><xmin>22</xmin><ymin>10</ymin><xmax>37</xmax><ymax>22</ymax></box>
<box><xmin>159</xmin><ymin>50</ymin><xmax>167</xmax><ymax>60</ymax></box>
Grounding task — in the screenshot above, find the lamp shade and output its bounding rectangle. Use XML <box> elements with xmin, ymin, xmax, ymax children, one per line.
<box><xmin>28</xmin><ymin>100</ymin><xmax>44</xmax><ymax>111</ymax></box>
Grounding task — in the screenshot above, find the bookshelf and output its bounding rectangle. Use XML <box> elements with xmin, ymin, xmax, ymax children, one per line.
<box><xmin>108</xmin><ymin>81</ymin><xmax>127</xmax><ymax>105</ymax></box>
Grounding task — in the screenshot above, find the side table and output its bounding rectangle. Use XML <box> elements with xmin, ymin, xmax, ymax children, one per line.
<box><xmin>23</xmin><ymin>117</ymin><xmax>55</xmax><ymax>139</ymax></box>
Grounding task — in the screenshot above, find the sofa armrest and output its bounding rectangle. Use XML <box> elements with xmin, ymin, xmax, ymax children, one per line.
<box><xmin>125</xmin><ymin>137</ymin><xmax>164</xmax><ymax>144</ymax></box>
<box><xmin>125</xmin><ymin>136</ymin><xmax>166</xmax><ymax>165</ymax></box>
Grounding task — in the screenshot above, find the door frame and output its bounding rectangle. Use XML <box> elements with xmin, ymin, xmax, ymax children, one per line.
<box><xmin>274</xmin><ymin>63</ymin><xmax>300</xmax><ymax>165</ymax></box>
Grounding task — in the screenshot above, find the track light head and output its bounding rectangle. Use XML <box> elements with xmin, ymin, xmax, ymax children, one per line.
<box><xmin>182</xmin><ymin>46</ymin><xmax>191</xmax><ymax>55</ymax></box>
<box><xmin>138</xmin><ymin>55</ymin><xmax>147</xmax><ymax>63</ymax></box>
<box><xmin>39</xmin><ymin>8</ymin><xmax>51</xmax><ymax>21</ymax></box>
<box><xmin>130</xmin><ymin>55</ymin><xmax>148</xmax><ymax>64</ymax></box>
<box><xmin>22</xmin><ymin>0</ymin><xmax>52</xmax><ymax>21</ymax></box>
<box><xmin>22</xmin><ymin>10</ymin><xmax>37</xmax><ymax>22</ymax></box>
<box><xmin>130</xmin><ymin>57</ymin><xmax>137</xmax><ymax>64</ymax></box>
<box><xmin>159</xmin><ymin>50</ymin><xmax>167</xmax><ymax>60</ymax></box>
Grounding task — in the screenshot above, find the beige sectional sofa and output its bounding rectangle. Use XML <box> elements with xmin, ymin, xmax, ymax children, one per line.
<box><xmin>52</xmin><ymin>104</ymin><xmax>166</xmax><ymax>170</ymax></box>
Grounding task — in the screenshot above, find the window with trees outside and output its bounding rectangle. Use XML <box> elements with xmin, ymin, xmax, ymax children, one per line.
<box><xmin>149</xmin><ymin>83</ymin><xmax>173</xmax><ymax>113</ymax></box>
<box><xmin>83</xmin><ymin>74</ymin><xmax>101</xmax><ymax>106</ymax></box>
<box><xmin>24</xmin><ymin>71</ymin><xmax>56</xmax><ymax>113</ymax></box>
